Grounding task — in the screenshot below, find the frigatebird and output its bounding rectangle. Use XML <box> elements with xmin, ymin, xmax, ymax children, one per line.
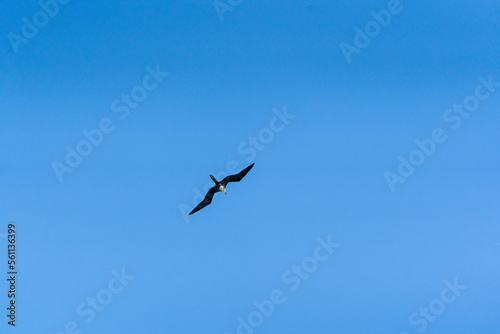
<box><xmin>189</xmin><ymin>163</ymin><xmax>255</xmax><ymax>215</ymax></box>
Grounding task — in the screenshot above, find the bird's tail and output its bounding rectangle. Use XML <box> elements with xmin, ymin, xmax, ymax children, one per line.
<box><xmin>210</xmin><ymin>174</ymin><xmax>218</xmax><ymax>184</ymax></box>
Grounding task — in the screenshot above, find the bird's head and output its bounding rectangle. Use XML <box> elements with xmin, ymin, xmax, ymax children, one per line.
<box><xmin>222</xmin><ymin>188</ymin><xmax>228</xmax><ymax>195</ymax></box>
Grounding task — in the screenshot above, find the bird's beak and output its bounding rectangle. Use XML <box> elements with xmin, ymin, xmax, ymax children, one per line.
<box><xmin>224</xmin><ymin>190</ymin><xmax>228</xmax><ymax>195</ymax></box>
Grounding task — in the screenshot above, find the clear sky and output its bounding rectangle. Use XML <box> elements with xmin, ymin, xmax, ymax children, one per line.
<box><xmin>1</xmin><ymin>0</ymin><xmax>500</xmax><ymax>333</ymax></box>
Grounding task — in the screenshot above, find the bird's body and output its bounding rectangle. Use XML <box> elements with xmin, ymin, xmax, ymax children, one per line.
<box><xmin>189</xmin><ymin>163</ymin><xmax>254</xmax><ymax>215</ymax></box>
<box><xmin>209</xmin><ymin>174</ymin><xmax>228</xmax><ymax>195</ymax></box>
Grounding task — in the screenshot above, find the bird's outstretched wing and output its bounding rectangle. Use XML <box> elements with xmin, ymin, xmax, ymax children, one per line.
<box><xmin>221</xmin><ymin>163</ymin><xmax>254</xmax><ymax>187</ymax></box>
<box><xmin>189</xmin><ymin>185</ymin><xmax>219</xmax><ymax>215</ymax></box>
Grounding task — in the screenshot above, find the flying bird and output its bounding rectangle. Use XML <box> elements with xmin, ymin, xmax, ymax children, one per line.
<box><xmin>189</xmin><ymin>163</ymin><xmax>255</xmax><ymax>215</ymax></box>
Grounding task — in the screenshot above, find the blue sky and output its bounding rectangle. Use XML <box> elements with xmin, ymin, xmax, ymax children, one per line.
<box><xmin>1</xmin><ymin>0</ymin><xmax>500</xmax><ymax>333</ymax></box>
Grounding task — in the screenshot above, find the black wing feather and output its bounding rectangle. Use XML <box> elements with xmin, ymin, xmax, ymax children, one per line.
<box><xmin>221</xmin><ymin>163</ymin><xmax>254</xmax><ymax>187</ymax></box>
<box><xmin>189</xmin><ymin>185</ymin><xmax>219</xmax><ymax>215</ymax></box>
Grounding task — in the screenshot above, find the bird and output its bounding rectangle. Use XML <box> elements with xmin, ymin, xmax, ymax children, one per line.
<box><xmin>189</xmin><ymin>163</ymin><xmax>255</xmax><ymax>215</ymax></box>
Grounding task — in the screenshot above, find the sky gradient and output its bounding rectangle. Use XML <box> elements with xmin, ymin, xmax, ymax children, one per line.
<box><xmin>1</xmin><ymin>1</ymin><xmax>500</xmax><ymax>333</ymax></box>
